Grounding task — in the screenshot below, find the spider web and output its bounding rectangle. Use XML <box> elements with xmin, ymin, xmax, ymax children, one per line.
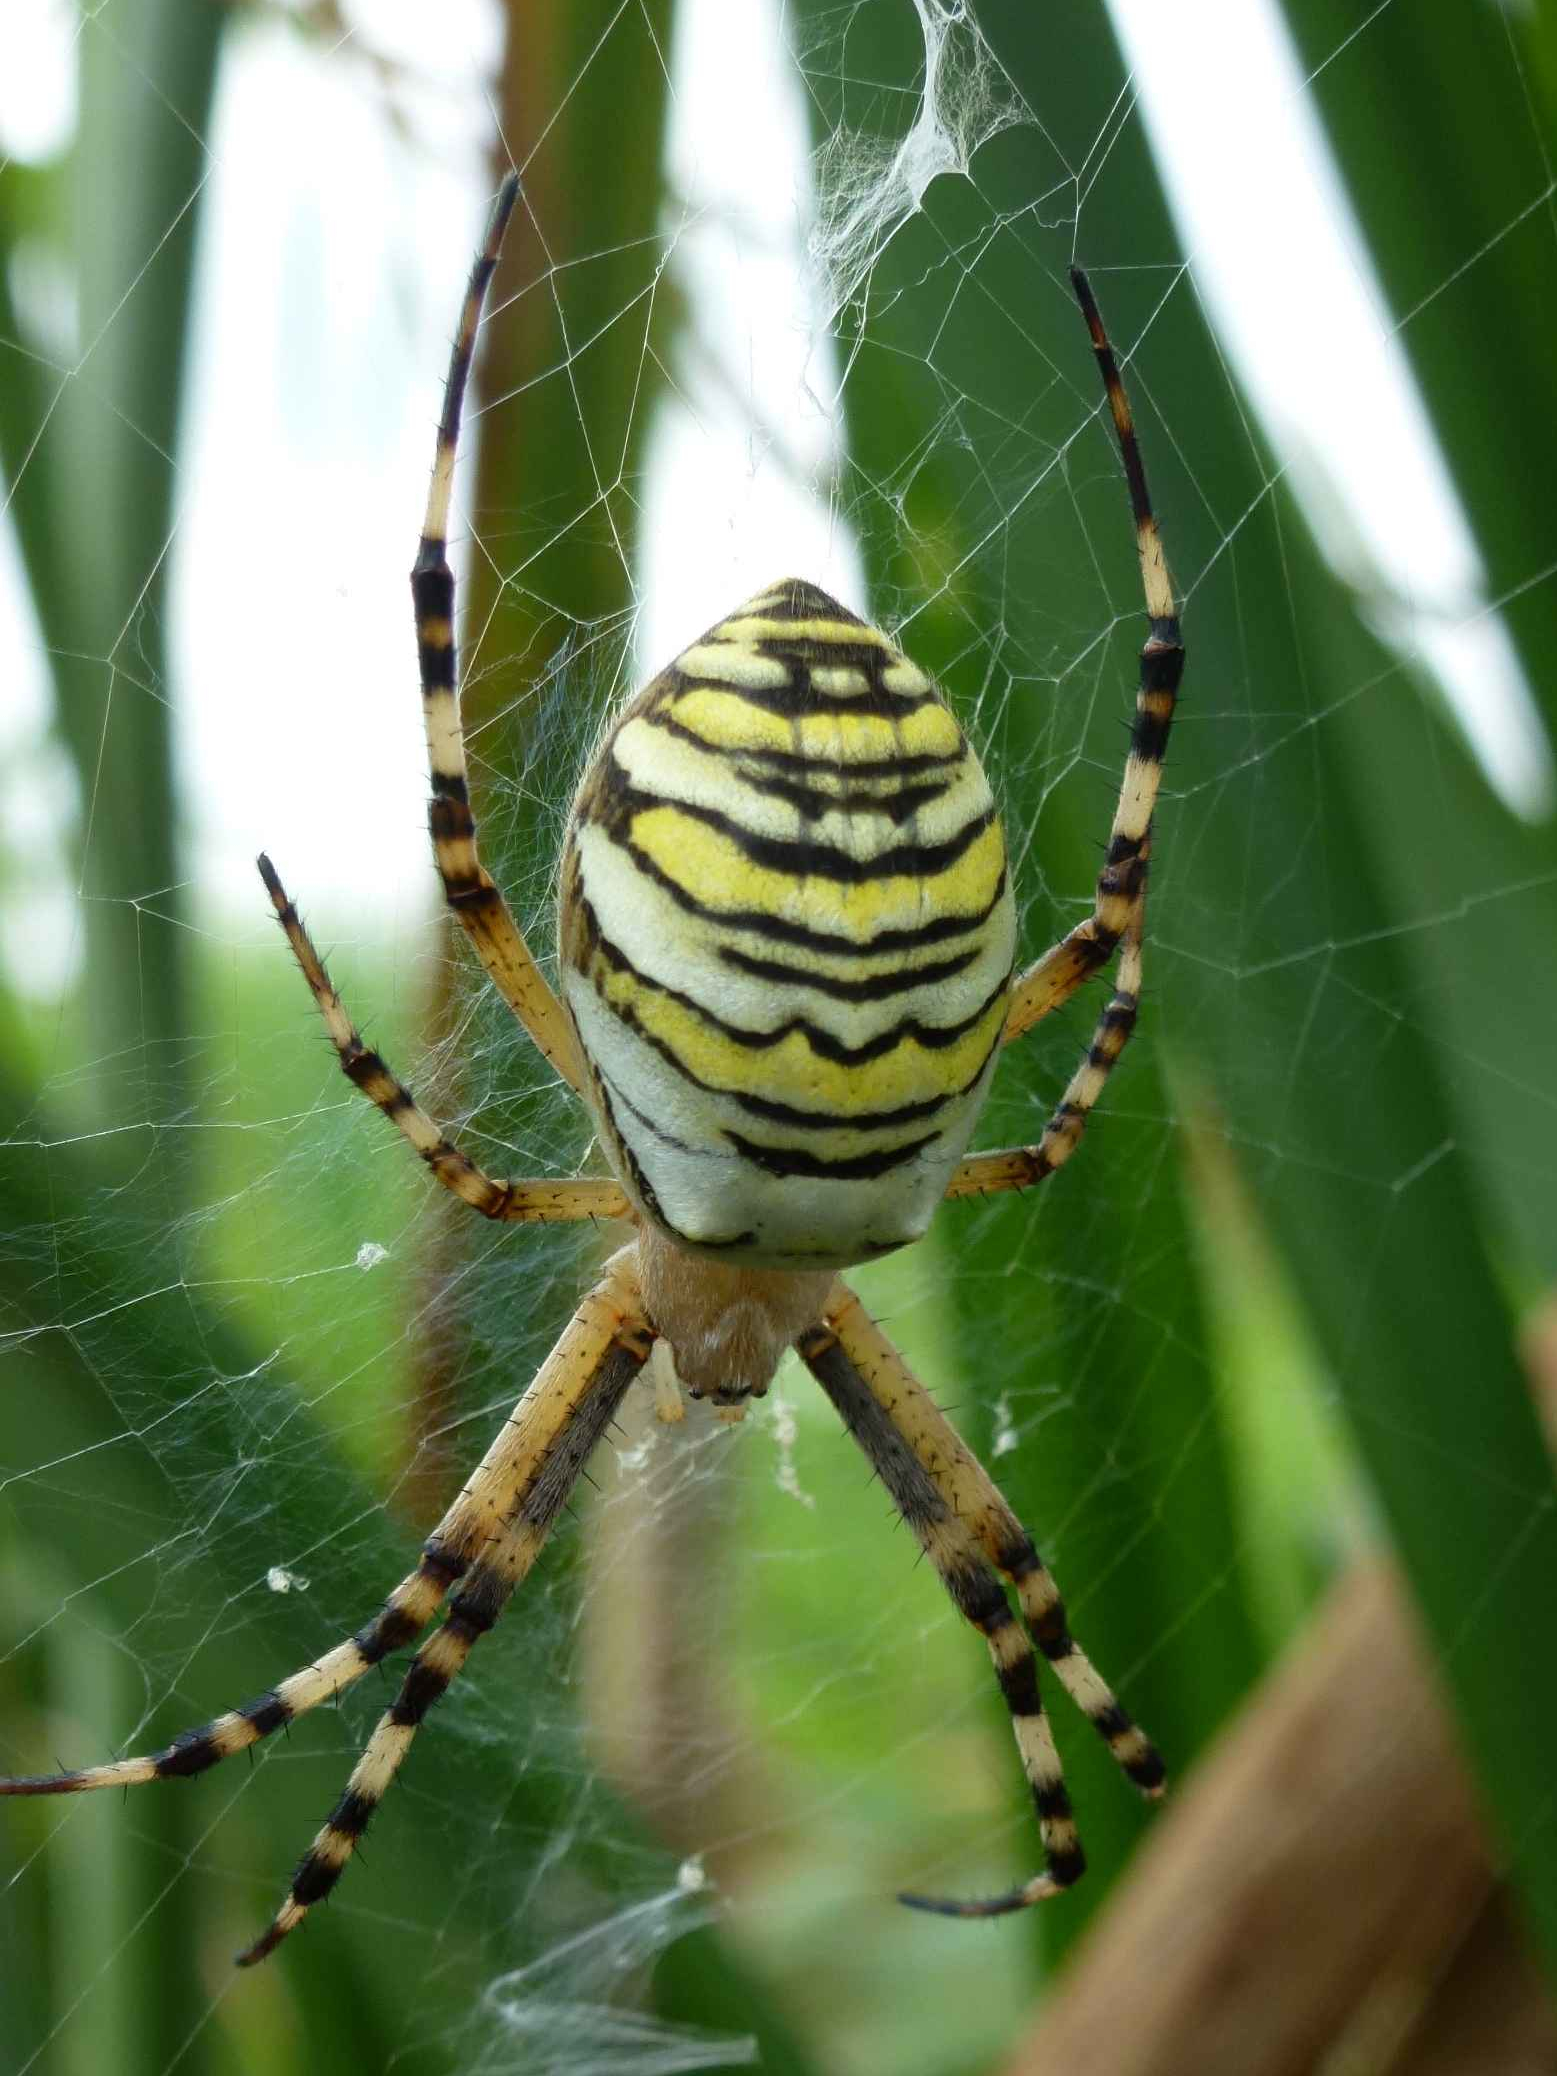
<box><xmin>3</xmin><ymin>3</ymin><xmax>1557</xmax><ymax>2074</ymax></box>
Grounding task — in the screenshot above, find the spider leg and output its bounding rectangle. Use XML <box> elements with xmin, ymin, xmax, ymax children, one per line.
<box><xmin>821</xmin><ymin>1282</ymin><xmax>1163</xmax><ymax>1793</ymax></box>
<box><xmin>412</xmin><ymin>172</ymin><xmax>587</xmax><ymax>1096</ymax></box>
<box><xmin>257</xmin><ymin>855</ymin><xmax>628</xmax><ymax>1225</ymax></box>
<box><xmin>796</xmin><ymin>1316</ymin><xmax>1077</xmax><ymax>1911</ymax></box>
<box><xmin>0</xmin><ymin>1547</ymin><xmax>463</xmax><ymax>1799</ymax></box>
<box><xmin>0</xmin><ymin>1257</ymin><xmax>646</xmax><ymax>1814</ymax></box>
<box><xmin>944</xmin><ymin>881</ymin><xmax>1144</xmax><ymax>1200</ymax></box>
<box><xmin>796</xmin><ymin>1281</ymin><xmax>1162</xmax><ymax>1918</ymax></box>
<box><xmin>1001</xmin><ymin>269</ymin><xmax>1182</xmax><ymax>1049</ymax></box>
<box><xmin>237</xmin><ymin>1255</ymin><xmax>652</xmax><ymax>1964</ymax></box>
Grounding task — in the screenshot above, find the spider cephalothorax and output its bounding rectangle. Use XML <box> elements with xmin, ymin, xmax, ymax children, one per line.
<box><xmin>629</xmin><ymin>1233</ymin><xmax>833</xmax><ymax>1403</ymax></box>
<box><xmin>0</xmin><ymin>173</ymin><xmax>1179</xmax><ymax>1963</ymax></box>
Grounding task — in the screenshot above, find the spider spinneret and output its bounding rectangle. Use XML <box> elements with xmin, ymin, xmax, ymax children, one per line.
<box><xmin>0</xmin><ymin>173</ymin><xmax>1181</xmax><ymax>1962</ymax></box>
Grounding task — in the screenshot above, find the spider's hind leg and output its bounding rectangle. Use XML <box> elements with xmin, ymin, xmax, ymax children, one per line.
<box><xmin>820</xmin><ymin>1283</ymin><xmax>1163</xmax><ymax>1798</ymax></box>
<box><xmin>237</xmin><ymin>1252</ymin><xmax>652</xmax><ymax>1964</ymax></box>
<box><xmin>0</xmin><ymin>1545</ymin><xmax>466</xmax><ymax>1803</ymax></box>
<box><xmin>0</xmin><ymin>1254</ymin><xmax>649</xmax><ymax>1865</ymax></box>
<box><xmin>797</xmin><ymin>1315</ymin><xmax>1078</xmax><ymax>1913</ymax></box>
<box><xmin>796</xmin><ymin>1281</ymin><xmax>1162</xmax><ymax>1918</ymax></box>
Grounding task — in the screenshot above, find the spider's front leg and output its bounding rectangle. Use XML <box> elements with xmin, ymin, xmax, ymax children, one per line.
<box><xmin>1002</xmin><ymin>269</ymin><xmax>1182</xmax><ymax>1049</ymax></box>
<box><xmin>947</xmin><ymin>884</ymin><xmax>1145</xmax><ymax>1200</ymax></box>
<box><xmin>796</xmin><ymin>1281</ymin><xmax>1162</xmax><ymax>1916</ymax></box>
<box><xmin>964</xmin><ymin>270</ymin><xmax>1182</xmax><ymax>1202</ymax></box>
<box><xmin>258</xmin><ymin>853</ymin><xmax>629</xmax><ymax>1225</ymax></box>
<box><xmin>411</xmin><ymin>171</ymin><xmax>587</xmax><ymax>1096</ymax></box>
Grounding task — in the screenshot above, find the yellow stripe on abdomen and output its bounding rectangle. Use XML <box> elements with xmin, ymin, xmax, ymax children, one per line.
<box><xmin>585</xmin><ymin>948</ymin><xmax>1010</xmax><ymax>1119</ymax></box>
<box><xmin>625</xmin><ymin>805</ymin><xmax>1006</xmax><ymax>944</ymax></box>
<box><xmin>665</xmin><ymin>686</ymin><xmax>963</xmax><ymax>764</ymax></box>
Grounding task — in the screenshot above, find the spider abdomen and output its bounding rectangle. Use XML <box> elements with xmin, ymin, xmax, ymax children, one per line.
<box><xmin>560</xmin><ymin>579</ymin><xmax>1016</xmax><ymax>1269</ymax></box>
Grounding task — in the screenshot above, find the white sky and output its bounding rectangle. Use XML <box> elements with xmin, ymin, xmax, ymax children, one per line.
<box><xmin>1107</xmin><ymin>0</ymin><xmax>1554</xmax><ymax>821</ymax></box>
<box><xmin>0</xmin><ymin>0</ymin><xmax>1549</xmax><ymax>1000</ymax></box>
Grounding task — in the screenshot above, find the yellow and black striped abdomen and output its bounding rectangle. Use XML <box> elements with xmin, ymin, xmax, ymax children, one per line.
<box><xmin>560</xmin><ymin>579</ymin><xmax>1016</xmax><ymax>1268</ymax></box>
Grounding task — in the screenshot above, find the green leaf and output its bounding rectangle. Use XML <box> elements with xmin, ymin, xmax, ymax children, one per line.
<box><xmin>786</xmin><ymin>0</ymin><xmax>1557</xmax><ymax>1999</ymax></box>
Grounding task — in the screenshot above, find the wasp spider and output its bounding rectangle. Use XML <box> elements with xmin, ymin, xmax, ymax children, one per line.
<box><xmin>0</xmin><ymin>176</ymin><xmax>1180</xmax><ymax>1963</ymax></box>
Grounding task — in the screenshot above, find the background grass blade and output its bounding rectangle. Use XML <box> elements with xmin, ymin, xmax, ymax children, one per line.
<box><xmin>786</xmin><ymin>0</ymin><xmax>1557</xmax><ymax>1994</ymax></box>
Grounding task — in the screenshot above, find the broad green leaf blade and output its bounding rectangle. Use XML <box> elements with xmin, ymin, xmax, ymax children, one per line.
<box><xmin>786</xmin><ymin>0</ymin><xmax>1265</xmax><ymax>1967</ymax></box>
<box><xmin>1134</xmin><ymin>0</ymin><xmax>1557</xmax><ymax>1984</ymax></box>
<box><xmin>786</xmin><ymin>0</ymin><xmax>1557</xmax><ymax>1998</ymax></box>
<box><xmin>1179</xmin><ymin>492</ymin><xmax>1557</xmax><ymax>1980</ymax></box>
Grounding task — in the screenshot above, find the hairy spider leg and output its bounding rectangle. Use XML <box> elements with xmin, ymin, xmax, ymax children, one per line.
<box><xmin>0</xmin><ymin>1552</ymin><xmax>462</xmax><ymax>1800</ymax></box>
<box><xmin>238</xmin><ymin>1258</ymin><xmax>652</xmax><ymax>1963</ymax></box>
<box><xmin>0</xmin><ymin>1261</ymin><xmax>646</xmax><ymax>1843</ymax></box>
<box><xmin>999</xmin><ymin>268</ymin><xmax>1183</xmax><ymax>1054</ymax></box>
<box><xmin>412</xmin><ymin>170</ymin><xmax>588</xmax><ymax>1095</ymax></box>
<box><xmin>797</xmin><ymin>1321</ymin><xmax>1077</xmax><ymax>1904</ymax></box>
<box><xmin>946</xmin><ymin>877</ymin><xmax>1145</xmax><ymax>1198</ymax></box>
<box><xmin>797</xmin><ymin>1282</ymin><xmax>1163</xmax><ymax>1917</ymax></box>
<box><xmin>257</xmin><ymin>854</ymin><xmax>628</xmax><ymax>1224</ymax></box>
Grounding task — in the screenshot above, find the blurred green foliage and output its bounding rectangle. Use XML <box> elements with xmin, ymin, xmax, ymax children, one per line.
<box><xmin>2</xmin><ymin>4</ymin><xmax>1556</xmax><ymax>2074</ymax></box>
